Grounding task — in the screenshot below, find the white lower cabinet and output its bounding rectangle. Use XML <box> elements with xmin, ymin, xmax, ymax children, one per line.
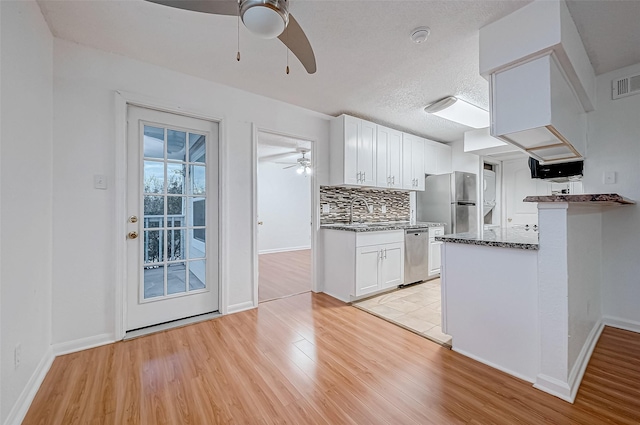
<box><xmin>356</xmin><ymin>241</ymin><xmax>403</xmax><ymax>296</ymax></box>
<box><xmin>323</xmin><ymin>230</ymin><xmax>405</xmax><ymax>302</ymax></box>
<box><xmin>428</xmin><ymin>226</ymin><xmax>444</xmax><ymax>277</ymax></box>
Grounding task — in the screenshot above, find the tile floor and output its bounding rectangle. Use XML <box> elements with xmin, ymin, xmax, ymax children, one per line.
<box><xmin>353</xmin><ymin>278</ymin><xmax>453</xmax><ymax>347</ymax></box>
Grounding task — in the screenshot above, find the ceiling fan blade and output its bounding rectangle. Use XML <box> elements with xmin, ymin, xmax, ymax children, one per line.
<box><xmin>278</xmin><ymin>14</ymin><xmax>317</xmax><ymax>74</ymax></box>
<box><xmin>283</xmin><ymin>164</ymin><xmax>299</xmax><ymax>169</ymax></box>
<box><xmin>258</xmin><ymin>151</ymin><xmax>298</xmax><ymax>162</ymax></box>
<box><xmin>145</xmin><ymin>0</ymin><xmax>239</xmax><ymax>16</ymax></box>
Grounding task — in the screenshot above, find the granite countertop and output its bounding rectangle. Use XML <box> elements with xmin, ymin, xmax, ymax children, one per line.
<box><xmin>436</xmin><ymin>227</ymin><xmax>539</xmax><ymax>250</ymax></box>
<box><xmin>523</xmin><ymin>193</ymin><xmax>635</xmax><ymax>206</ymax></box>
<box><xmin>321</xmin><ymin>221</ymin><xmax>444</xmax><ymax>232</ymax></box>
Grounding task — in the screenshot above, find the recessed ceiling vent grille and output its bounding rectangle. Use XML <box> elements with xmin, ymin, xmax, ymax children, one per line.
<box><xmin>613</xmin><ymin>73</ymin><xmax>640</xmax><ymax>100</ymax></box>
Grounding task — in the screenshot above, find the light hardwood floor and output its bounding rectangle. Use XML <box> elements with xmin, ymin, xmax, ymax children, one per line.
<box><xmin>24</xmin><ymin>292</ymin><xmax>640</xmax><ymax>424</ymax></box>
<box><xmin>259</xmin><ymin>249</ymin><xmax>311</xmax><ymax>302</ymax></box>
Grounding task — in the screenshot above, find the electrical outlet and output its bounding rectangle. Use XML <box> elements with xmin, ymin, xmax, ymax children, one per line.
<box><xmin>322</xmin><ymin>204</ymin><xmax>330</xmax><ymax>213</ymax></box>
<box><xmin>14</xmin><ymin>343</ymin><xmax>21</xmax><ymax>369</ymax></box>
<box><xmin>94</xmin><ymin>174</ymin><xmax>108</xmax><ymax>190</ymax></box>
<box><xmin>381</xmin><ymin>205</ymin><xmax>387</xmax><ymax>213</ymax></box>
<box><xmin>368</xmin><ymin>205</ymin><xmax>373</xmax><ymax>213</ymax></box>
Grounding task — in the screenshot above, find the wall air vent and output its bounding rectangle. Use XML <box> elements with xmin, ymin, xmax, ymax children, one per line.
<box><xmin>613</xmin><ymin>73</ymin><xmax>640</xmax><ymax>100</ymax></box>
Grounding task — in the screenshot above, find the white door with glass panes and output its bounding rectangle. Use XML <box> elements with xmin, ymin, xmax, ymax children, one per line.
<box><xmin>126</xmin><ymin>105</ymin><xmax>219</xmax><ymax>331</ymax></box>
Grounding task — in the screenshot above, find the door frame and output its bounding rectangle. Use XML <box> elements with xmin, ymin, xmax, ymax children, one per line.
<box><xmin>251</xmin><ymin>125</ymin><xmax>319</xmax><ymax>305</ymax></box>
<box><xmin>114</xmin><ymin>90</ymin><xmax>227</xmax><ymax>340</ymax></box>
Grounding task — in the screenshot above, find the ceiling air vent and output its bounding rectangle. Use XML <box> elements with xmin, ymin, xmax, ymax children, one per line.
<box><xmin>613</xmin><ymin>73</ymin><xmax>640</xmax><ymax>100</ymax></box>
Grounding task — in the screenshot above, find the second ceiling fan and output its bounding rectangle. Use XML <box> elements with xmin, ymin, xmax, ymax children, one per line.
<box><xmin>146</xmin><ymin>0</ymin><xmax>317</xmax><ymax>74</ymax></box>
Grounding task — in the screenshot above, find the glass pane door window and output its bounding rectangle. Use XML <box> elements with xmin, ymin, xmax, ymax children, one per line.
<box><xmin>142</xmin><ymin>125</ymin><xmax>208</xmax><ymax>301</ymax></box>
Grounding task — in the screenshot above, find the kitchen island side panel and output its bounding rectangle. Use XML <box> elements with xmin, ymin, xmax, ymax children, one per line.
<box><xmin>443</xmin><ymin>242</ymin><xmax>538</xmax><ymax>382</ymax></box>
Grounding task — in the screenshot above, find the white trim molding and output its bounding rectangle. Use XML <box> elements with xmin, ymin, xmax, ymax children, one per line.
<box><xmin>535</xmin><ymin>320</ymin><xmax>604</xmax><ymax>403</ymax></box>
<box><xmin>603</xmin><ymin>315</ymin><xmax>640</xmax><ymax>334</ymax></box>
<box><xmin>258</xmin><ymin>246</ymin><xmax>311</xmax><ymax>255</ymax></box>
<box><xmin>227</xmin><ymin>301</ymin><xmax>255</xmax><ymax>315</ymax></box>
<box><xmin>51</xmin><ymin>333</ymin><xmax>115</xmax><ymax>357</ymax></box>
<box><xmin>3</xmin><ymin>348</ymin><xmax>55</xmax><ymax>425</ymax></box>
<box><xmin>566</xmin><ymin>320</ymin><xmax>604</xmax><ymax>402</ymax></box>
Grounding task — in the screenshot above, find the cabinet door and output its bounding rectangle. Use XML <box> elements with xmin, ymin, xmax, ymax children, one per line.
<box><xmin>344</xmin><ymin>115</ymin><xmax>360</xmax><ymax>185</ymax></box>
<box><xmin>376</xmin><ymin>126</ymin><xmax>390</xmax><ymax>187</ymax></box>
<box><xmin>356</xmin><ymin>246</ymin><xmax>380</xmax><ymax>296</ymax></box>
<box><xmin>359</xmin><ymin>120</ymin><xmax>377</xmax><ymax>186</ymax></box>
<box><xmin>435</xmin><ymin>143</ymin><xmax>452</xmax><ymax>175</ymax></box>
<box><xmin>412</xmin><ymin>138</ymin><xmax>425</xmax><ymax>190</ymax></box>
<box><xmin>387</xmin><ymin>129</ymin><xmax>403</xmax><ymax>189</ymax></box>
<box><xmin>424</xmin><ymin>141</ymin><xmax>437</xmax><ymax>175</ymax></box>
<box><xmin>380</xmin><ymin>242</ymin><xmax>404</xmax><ymax>289</ymax></box>
<box><xmin>401</xmin><ymin>134</ymin><xmax>415</xmax><ymax>189</ymax></box>
<box><xmin>428</xmin><ymin>241</ymin><xmax>442</xmax><ymax>276</ymax></box>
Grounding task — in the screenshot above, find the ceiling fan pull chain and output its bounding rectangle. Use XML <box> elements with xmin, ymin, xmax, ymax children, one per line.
<box><xmin>236</xmin><ymin>1</ymin><xmax>241</xmax><ymax>61</ymax></box>
<box><xmin>286</xmin><ymin>25</ymin><xmax>290</xmax><ymax>74</ymax></box>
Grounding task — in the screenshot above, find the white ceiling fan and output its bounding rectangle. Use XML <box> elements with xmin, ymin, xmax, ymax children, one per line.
<box><xmin>145</xmin><ymin>0</ymin><xmax>316</xmax><ymax>74</ymax></box>
<box><xmin>278</xmin><ymin>150</ymin><xmax>311</xmax><ymax>175</ymax></box>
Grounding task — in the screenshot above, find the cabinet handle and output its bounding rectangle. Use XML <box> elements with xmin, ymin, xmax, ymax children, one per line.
<box><xmin>392</xmin><ymin>176</ymin><xmax>395</xmax><ymax>185</ymax></box>
<box><xmin>357</xmin><ymin>171</ymin><xmax>361</xmax><ymax>182</ymax></box>
<box><xmin>384</xmin><ymin>248</ymin><xmax>387</xmax><ymax>259</ymax></box>
<box><xmin>363</xmin><ymin>171</ymin><xmax>366</xmax><ymax>181</ymax></box>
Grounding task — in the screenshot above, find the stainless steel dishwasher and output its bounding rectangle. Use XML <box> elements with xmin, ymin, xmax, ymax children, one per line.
<box><xmin>404</xmin><ymin>227</ymin><xmax>429</xmax><ymax>285</ymax></box>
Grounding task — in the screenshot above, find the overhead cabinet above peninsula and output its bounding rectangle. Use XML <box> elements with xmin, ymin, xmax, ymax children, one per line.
<box><xmin>330</xmin><ymin>114</ymin><xmax>452</xmax><ymax>190</ymax></box>
<box><xmin>479</xmin><ymin>0</ymin><xmax>595</xmax><ymax>164</ymax></box>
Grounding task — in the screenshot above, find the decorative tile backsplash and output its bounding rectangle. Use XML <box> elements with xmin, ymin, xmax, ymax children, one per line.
<box><xmin>320</xmin><ymin>186</ymin><xmax>410</xmax><ymax>224</ymax></box>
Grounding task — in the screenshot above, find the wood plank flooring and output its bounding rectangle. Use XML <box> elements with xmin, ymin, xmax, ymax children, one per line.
<box><xmin>259</xmin><ymin>249</ymin><xmax>311</xmax><ymax>302</ymax></box>
<box><xmin>23</xmin><ymin>292</ymin><xmax>640</xmax><ymax>424</ymax></box>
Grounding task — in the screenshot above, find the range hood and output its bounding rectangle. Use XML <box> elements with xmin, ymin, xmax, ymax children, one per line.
<box><xmin>479</xmin><ymin>0</ymin><xmax>595</xmax><ymax>165</ymax></box>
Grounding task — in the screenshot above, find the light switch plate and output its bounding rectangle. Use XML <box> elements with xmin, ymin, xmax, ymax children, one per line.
<box><xmin>381</xmin><ymin>205</ymin><xmax>387</xmax><ymax>213</ymax></box>
<box><xmin>603</xmin><ymin>171</ymin><xmax>616</xmax><ymax>185</ymax></box>
<box><xmin>322</xmin><ymin>204</ymin><xmax>330</xmax><ymax>213</ymax></box>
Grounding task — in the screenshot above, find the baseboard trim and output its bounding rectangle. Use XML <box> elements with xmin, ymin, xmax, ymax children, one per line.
<box><xmin>452</xmin><ymin>347</ymin><xmax>536</xmax><ymax>384</ymax></box>
<box><xmin>534</xmin><ymin>374</ymin><xmax>573</xmax><ymax>403</ymax></box>
<box><xmin>3</xmin><ymin>347</ymin><xmax>54</xmax><ymax>425</ymax></box>
<box><xmin>258</xmin><ymin>246</ymin><xmax>311</xmax><ymax>255</ymax></box>
<box><xmin>603</xmin><ymin>315</ymin><xmax>640</xmax><ymax>334</ymax></box>
<box><xmin>52</xmin><ymin>333</ymin><xmax>115</xmax><ymax>357</ymax></box>
<box><xmin>227</xmin><ymin>301</ymin><xmax>255</xmax><ymax>314</ymax></box>
<box><xmin>567</xmin><ymin>320</ymin><xmax>604</xmax><ymax>402</ymax></box>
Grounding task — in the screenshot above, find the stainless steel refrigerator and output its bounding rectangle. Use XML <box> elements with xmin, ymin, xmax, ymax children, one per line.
<box><xmin>416</xmin><ymin>172</ymin><xmax>477</xmax><ymax>234</ymax></box>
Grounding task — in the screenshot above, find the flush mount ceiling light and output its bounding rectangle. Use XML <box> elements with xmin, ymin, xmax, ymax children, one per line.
<box><xmin>241</xmin><ymin>0</ymin><xmax>289</xmax><ymax>39</ymax></box>
<box><xmin>410</xmin><ymin>26</ymin><xmax>431</xmax><ymax>44</ymax></box>
<box><xmin>424</xmin><ymin>96</ymin><xmax>490</xmax><ymax>128</ymax></box>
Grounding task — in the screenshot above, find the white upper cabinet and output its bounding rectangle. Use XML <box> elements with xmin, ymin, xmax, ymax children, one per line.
<box><xmin>402</xmin><ymin>134</ymin><xmax>425</xmax><ymax>190</ymax></box>
<box><xmin>330</xmin><ymin>115</ymin><xmax>377</xmax><ymax>186</ymax></box>
<box><xmin>376</xmin><ymin>125</ymin><xmax>403</xmax><ymax>189</ymax></box>
<box><xmin>424</xmin><ymin>139</ymin><xmax>452</xmax><ymax>175</ymax></box>
<box><xmin>479</xmin><ymin>0</ymin><xmax>594</xmax><ymax>164</ymax></box>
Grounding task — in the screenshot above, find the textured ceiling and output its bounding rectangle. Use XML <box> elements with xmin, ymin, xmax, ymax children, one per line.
<box><xmin>37</xmin><ymin>1</ymin><xmax>640</xmax><ymax>143</ymax></box>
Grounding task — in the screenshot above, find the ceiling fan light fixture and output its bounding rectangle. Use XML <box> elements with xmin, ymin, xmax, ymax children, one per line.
<box><xmin>240</xmin><ymin>0</ymin><xmax>289</xmax><ymax>39</ymax></box>
<box><xmin>424</xmin><ymin>96</ymin><xmax>489</xmax><ymax>128</ymax></box>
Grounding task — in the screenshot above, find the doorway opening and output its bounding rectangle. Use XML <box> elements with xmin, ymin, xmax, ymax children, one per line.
<box><xmin>256</xmin><ymin>131</ymin><xmax>313</xmax><ymax>303</ymax></box>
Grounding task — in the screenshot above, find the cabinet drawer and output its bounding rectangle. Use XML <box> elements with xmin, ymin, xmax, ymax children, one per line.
<box><xmin>356</xmin><ymin>230</ymin><xmax>404</xmax><ymax>247</ymax></box>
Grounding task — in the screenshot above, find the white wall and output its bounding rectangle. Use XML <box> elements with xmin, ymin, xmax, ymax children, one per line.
<box><xmin>258</xmin><ymin>161</ymin><xmax>311</xmax><ymax>253</ymax></box>
<box><xmin>0</xmin><ymin>2</ymin><xmax>54</xmax><ymax>423</ymax></box>
<box><xmin>567</xmin><ymin>209</ymin><xmax>602</xmax><ymax>373</ymax></box>
<box><xmin>582</xmin><ymin>62</ymin><xmax>640</xmax><ymax>329</ymax></box>
<box><xmin>51</xmin><ymin>39</ymin><xmax>330</xmax><ymax>345</ymax></box>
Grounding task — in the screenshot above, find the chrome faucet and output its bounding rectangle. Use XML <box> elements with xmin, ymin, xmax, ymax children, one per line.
<box><xmin>349</xmin><ymin>196</ymin><xmax>370</xmax><ymax>224</ymax></box>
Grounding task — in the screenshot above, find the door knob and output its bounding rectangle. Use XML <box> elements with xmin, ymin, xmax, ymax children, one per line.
<box><xmin>129</xmin><ymin>215</ymin><xmax>138</xmax><ymax>223</ymax></box>
<box><xmin>128</xmin><ymin>231</ymin><xmax>139</xmax><ymax>239</ymax></box>
<box><xmin>258</xmin><ymin>221</ymin><xmax>264</xmax><ymax>225</ymax></box>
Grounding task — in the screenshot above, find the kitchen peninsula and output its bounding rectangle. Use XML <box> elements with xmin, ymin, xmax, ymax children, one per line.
<box><xmin>438</xmin><ymin>194</ymin><xmax>634</xmax><ymax>403</ymax></box>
